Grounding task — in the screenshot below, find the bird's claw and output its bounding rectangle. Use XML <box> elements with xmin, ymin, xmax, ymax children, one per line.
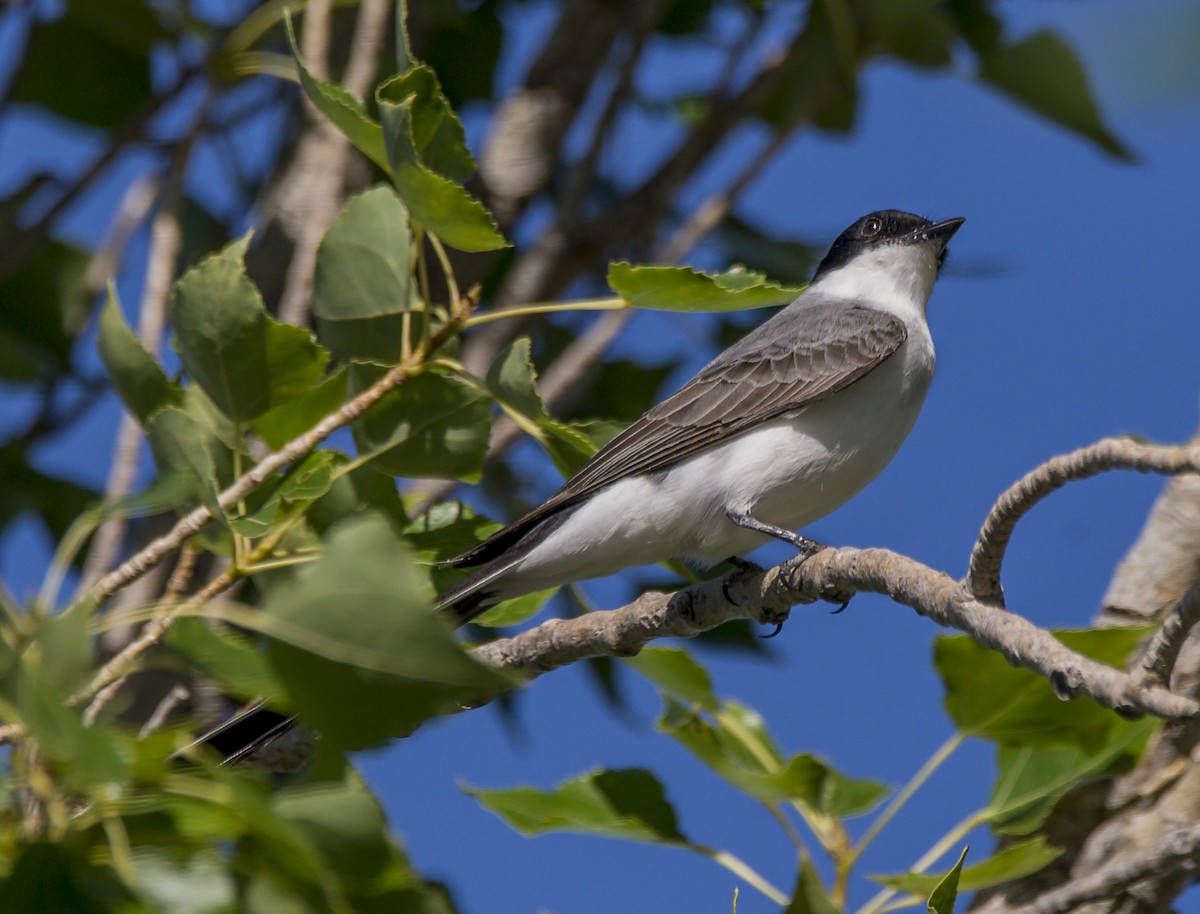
<box><xmin>760</xmin><ymin>622</ymin><xmax>784</xmax><ymax>639</ymax></box>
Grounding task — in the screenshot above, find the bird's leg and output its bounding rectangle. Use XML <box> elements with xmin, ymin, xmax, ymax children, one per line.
<box><xmin>724</xmin><ymin>510</ymin><xmax>827</xmax><ymax>559</ymax></box>
<box><xmin>724</xmin><ymin>510</ymin><xmax>852</xmax><ymax>622</ymax></box>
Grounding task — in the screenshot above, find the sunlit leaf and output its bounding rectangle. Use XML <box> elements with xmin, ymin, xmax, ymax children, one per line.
<box><xmin>608</xmin><ymin>262</ymin><xmax>802</xmax><ymax>312</ymax></box>
<box><xmin>874</xmin><ymin>839</ymin><xmax>1058</xmax><ymax>895</ymax></box>
<box><xmin>623</xmin><ymin>647</ymin><xmax>719</xmax><ymax>713</ymax></box>
<box><xmin>784</xmin><ymin>855</ymin><xmax>840</xmax><ymax>914</ymax></box>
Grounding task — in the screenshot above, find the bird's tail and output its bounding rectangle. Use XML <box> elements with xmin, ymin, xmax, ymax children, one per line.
<box><xmin>433</xmin><ymin>557</ymin><xmax>514</xmax><ymax>627</ymax></box>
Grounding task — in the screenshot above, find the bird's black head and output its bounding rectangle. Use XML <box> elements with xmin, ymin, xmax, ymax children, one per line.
<box><xmin>811</xmin><ymin>210</ymin><xmax>965</xmax><ymax>284</ymax></box>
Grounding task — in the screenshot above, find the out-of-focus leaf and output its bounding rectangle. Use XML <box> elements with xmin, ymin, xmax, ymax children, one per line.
<box><xmin>376</xmin><ymin>73</ymin><xmax>507</xmax><ymax>252</ymax></box>
<box><xmin>263</xmin><ymin>514</ymin><xmax>510</xmax><ymax>750</ymax></box>
<box><xmin>351</xmin><ymin>366</ymin><xmax>491</xmax><ymax>480</ymax></box>
<box><xmin>414</xmin><ymin>0</ymin><xmax>503</xmax><ymax>106</ymax></box>
<box><xmin>760</xmin><ymin>0</ymin><xmax>858</xmax><ymax>133</ymax></box>
<box><xmin>166</xmin><ymin>617</ymin><xmax>285</xmax><ymax>705</ymax></box>
<box><xmin>874</xmin><ymin>838</ymin><xmax>1058</xmax><ymax>896</ymax></box>
<box><xmin>868</xmin><ymin>0</ymin><xmax>954</xmax><ymax>67</ymax></box>
<box><xmin>624</xmin><ymin>647</ymin><xmax>719</xmax><ymax>713</ymax></box>
<box><xmin>947</xmin><ymin>0</ymin><xmax>1002</xmax><ymax>56</ymax></box>
<box><xmin>717</xmin><ymin>215</ymin><xmax>818</xmax><ymax>288</ymax></box>
<box><xmin>15</xmin><ymin>661</ymin><xmax>127</xmax><ymax>789</ymax></box>
<box><xmin>472</xmin><ymin>589</ymin><xmax>557</xmax><ymax>628</ymax></box>
<box><xmin>132</xmin><ymin>851</ymin><xmax>236</xmax><ymax>914</ymax></box>
<box><xmin>0</xmin><ymin>444</ymin><xmax>97</xmax><ymax>542</ymax></box>
<box><xmin>985</xmin><ymin>722</ymin><xmax>1154</xmax><ymax>835</ymax></box>
<box><xmin>12</xmin><ymin>9</ymin><xmax>153</xmax><ymax>129</ymax></box>
<box><xmin>466</xmin><ymin>768</ymin><xmax>687</xmax><ymax>844</ymax></box>
<box><xmin>979</xmin><ymin>32</ymin><xmax>1132</xmax><ymax>160</ymax></box>
<box><xmin>659</xmin><ymin>700</ymin><xmax>889</xmax><ymax>816</ymax></box>
<box><xmin>784</xmin><ymin>855</ymin><xmax>840</xmax><ymax>914</ymax></box>
<box><xmin>97</xmin><ymin>288</ymin><xmax>181</xmax><ymax>424</ymax></box>
<box><xmin>312</xmin><ymin>186</ymin><xmax>413</xmax><ymax>321</ymax></box>
<box><xmin>285</xmin><ymin>14</ymin><xmax>388</xmax><ymax>169</ymax></box>
<box><xmin>935</xmin><ymin>627</ymin><xmax>1153</xmax><ymax>751</ymax></box>
<box><xmin>608</xmin><ymin>262</ymin><xmax>802</xmax><ymax>312</ymax></box>
<box><xmin>927</xmin><ymin>847</ymin><xmax>968</xmax><ymax>914</ymax></box>
<box><xmin>0</xmin><ymin>843</ymin><xmax>133</xmax><ymax>914</ymax></box>
<box><xmin>0</xmin><ymin>240</ymin><xmax>89</xmax><ymax>381</ymax></box>
<box><xmin>169</xmin><ymin>236</ymin><xmax>329</xmax><ymax>422</ymax></box>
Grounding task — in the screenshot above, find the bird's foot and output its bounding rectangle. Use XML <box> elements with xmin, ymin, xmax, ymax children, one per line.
<box><xmin>724</xmin><ymin>510</ymin><xmax>853</xmax><ymax>616</ymax></box>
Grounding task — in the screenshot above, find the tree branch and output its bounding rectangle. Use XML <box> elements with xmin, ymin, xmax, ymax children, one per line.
<box><xmin>473</xmin><ymin>545</ymin><xmax>1198</xmax><ymax>722</ymax></box>
<box><xmin>967</xmin><ymin>438</ymin><xmax>1200</xmax><ymax>603</ymax></box>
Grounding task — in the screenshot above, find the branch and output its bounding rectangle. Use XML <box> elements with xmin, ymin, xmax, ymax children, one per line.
<box><xmin>472</xmin><ymin>546</ymin><xmax>1199</xmax><ymax>722</ymax></box>
<box><xmin>1131</xmin><ymin>583</ymin><xmax>1200</xmax><ymax>691</ymax></box>
<box><xmin>967</xmin><ymin>438</ymin><xmax>1200</xmax><ymax>603</ymax></box>
<box><xmin>1020</xmin><ymin>822</ymin><xmax>1200</xmax><ymax>914</ymax></box>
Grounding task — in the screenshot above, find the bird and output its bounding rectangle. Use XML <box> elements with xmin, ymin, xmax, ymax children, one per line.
<box><xmin>189</xmin><ymin>208</ymin><xmax>963</xmax><ymax>766</ymax></box>
<box><xmin>436</xmin><ymin>209</ymin><xmax>965</xmax><ymax>626</ymax></box>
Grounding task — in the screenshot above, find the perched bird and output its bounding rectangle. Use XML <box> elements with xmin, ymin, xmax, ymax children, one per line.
<box><xmin>193</xmin><ymin>209</ymin><xmax>963</xmax><ymax>766</ymax></box>
<box><xmin>437</xmin><ymin>209</ymin><xmax>965</xmax><ymax>625</ymax></box>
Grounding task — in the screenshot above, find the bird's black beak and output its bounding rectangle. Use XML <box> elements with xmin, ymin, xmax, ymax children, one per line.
<box><xmin>913</xmin><ymin>217</ymin><xmax>966</xmax><ymax>248</ymax></box>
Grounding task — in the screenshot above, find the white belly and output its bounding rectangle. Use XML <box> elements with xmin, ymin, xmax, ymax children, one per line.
<box><xmin>503</xmin><ymin>332</ymin><xmax>934</xmax><ymax>595</ymax></box>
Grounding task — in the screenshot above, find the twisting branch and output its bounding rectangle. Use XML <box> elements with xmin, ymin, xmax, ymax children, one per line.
<box><xmin>1021</xmin><ymin>822</ymin><xmax>1200</xmax><ymax>914</ymax></box>
<box><xmin>967</xmin><ymin>438</ymin><xmax>1200</xmax><ymax>603</ymax></box>
<box><xmin>1131</xmin><ymin>583</ymin><xmax>1200</xmax><ymax>691</ymax></box>
<box><xmin>473</xmin><ymin>545</ymin><xmax>1199</xmax><ymax>722</ymax></box>
<box><xmin>83</xmin><ymin>309</ymin><xmax>468</xmax><ymax>608</ymax></box>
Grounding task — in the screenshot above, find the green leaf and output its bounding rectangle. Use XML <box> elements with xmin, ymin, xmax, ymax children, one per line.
<box><xmin>985</xmin><ymin>722</ymin><xmax>1154</xmax><ymax>835</ymax></box>
<box><xmin>927</xmin><ymin>847</ymin><xmax>968</xmax><ymax>914</ymax></box>
<box><xmin>250</xmin><ymin>367</ymin><xmax>348</xmax><ymax>450</ymax></box>
<box><xmin>12</xmin><ymin>13</ymin><xmax>152</xmax><ymax>129</ymax></box>
<box><xmin>307</xmin><ymin>462</ymin><xmax>407</xmax><ymax>533</ymax></box>
<box><xmin>285</xmin><ymin>13</ymin><xmax>388</xmax><ymax>170</ymax></box>
<box><xmin>132</xmin><ymin>851</ymin><xmax>236</xmax><ymax>914</ymax></box>
<box><xmin>166</xmin><ymin>618</ymin><xmax>285</xmax><ymax>705</ymax></box>
<box><xmin>471</xmin><ymin>589</ymin><xmax>558</xmax><ymax>628</ymax></box>
<box><xmin>351</xmin><ymin>366</ymin><xmax>491</xmax><ymax>480</ymax></box>
<box><xmin>659</xmin><ymin>700</ymin><xmax>889</xmax><ymax>816</ymax></box>
<box><xmin>0</xmin><ymin>240</ymin><xmax>89</xmax><ymax>381</ymax></box>
<box><xmin>467</xmin><ymin>768</ymin><xmax>688</xmax><ymax>845</ymax></box>
<box><xmin>0</xmin><ymin>843</ymin><xmax>134</xmax><ymax>914</ymax></box>
<box><xmin>935</xmin><ymin>627</ymin><xmax>1154</xmax><ymax>752</ymax></box>
<box><xmin>263</xmin><ymin>514</ymin><xmax>510</xmax><ymax>750</ymax></box>
<box><xmin>484</xmin><ymin>337</ymin><xmax>601</xmax><ymax>476</ymax></box>
<box><xmin>0</xmin><ymin>444</ymin><xmax>97</xmax><ymax>542</ymax></box>
<box><xmin>623</xmin><ymin>647</ymin><xmax>719</xmax><ymax>713</ymax></box>
<box><xmin>312</xmin><ymin>186</ymin><xmax>413</xmax><ymax>321</ymax></box>
<box><xmin>169</xmin><ymin>236</ymin><xmax>329</xmax><ymax>422</ymax></box>
<box><xmin>97</xmin><ymin>288</ymin><xmax>181</xmax><ymax>423</ymax></box>
<box><xmin>145</xmin><ymin>406</ymin><xmax>221</xmax><ymax>511</ymax></box>
<box><xmin>979</xmin><ymin>31</ymin><xmax>1133</xmax><ymax>160</ymax></box>
<box><xmin>784</xmin><ymin>856</ymin><xmax>841</xmax><ymax>914</ymax></box>
<box><xmin>608</xmin><ymin>262</ymin><xmax>803</xmax><ymax>312</ymax></box>
<box><xmin>874</xmin><ymin>838</ymin><xmax>1059</xmax><ymax>896</ymax></box>
<box><xmin>759</xmin><ymin>0</ymin><xmax>858</xmax><ymax>133</ymax></box>
<box><xmin>228</xmin><ymin>451</ymin><xmax>339</xmax><ymax>537</ymax></box>
<box><xmin>376</xmin><ymin>74</ymin><xmax>507</xmax><ymax>252</ymax></box>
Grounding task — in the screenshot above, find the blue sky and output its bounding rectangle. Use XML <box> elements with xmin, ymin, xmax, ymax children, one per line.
<box><xmin>2</xmin><ymin>1</ymin><xmax>1199</xmax><ymax>912</ymax></box>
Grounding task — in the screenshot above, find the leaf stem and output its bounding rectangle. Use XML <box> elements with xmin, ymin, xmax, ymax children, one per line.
<box><xmin>461</xmin><ymin>297</ymin><xmax>627</xmax><ymax>328</ymax></box>
<box><xmin>692</xmin><ymin>844</ymin><xmax>789</xmax><ymax>905</ymax></box>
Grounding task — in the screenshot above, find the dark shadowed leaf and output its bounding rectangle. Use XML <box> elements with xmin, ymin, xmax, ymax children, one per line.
<box><xmin>263</xmin><ymin>514</ymin><xmax>510</xmax><ymax>750</ymax></box>
<box><xmin>0</xmin><ymin>444</ymin><xmax>97</xmax><ymax>542</ymax></box>
<box><xmin>98</xmin><ymin>288</ymin><xmax>181</xmax><ymax>424</ymax></box>
<box><xmin>979</xmin><ymin>32</ymin><xmax>1132</xmax><ymax>160</ymax></box>
<box><xmin>0</xmin><ymin>843</ymin><xmax>133</xmax><ymax>914</ymax></box>
<box><xmin>466</xmin><ymin>767</ymin><xmax>687</xmax><ymax>844</ymax></box>
<box><xmin>0</xmin><ymin>240</ymin><xmax>89</xmax><ymax>381</ymax></box>
<box><xmin>167</xmin><ymin>618</ymin><xmax>285</xmax><ymax>704</ymax></box>
<box><xmin>608</xmin><ymin>262</ymin><xmax>802</xmax><ymax>312</ymax></box>
<box><xmin>351</xmin><ymin>366</ymin><xmax>491</xmax><ymax>480</ymax></box>
<box><xmin>868</xmin><ymin>0</ymin><xmax>954</xmax><ymax>67</ymax></box>
<box><xmin>312</xmin><ymin>186</ymin><xmax>413</xmax><ymax>321</ymax></box>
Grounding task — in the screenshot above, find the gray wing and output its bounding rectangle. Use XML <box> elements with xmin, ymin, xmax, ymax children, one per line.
<box><xmin>448</xmin><ymin>300</ymin><xmax>907</xmax><ymax>567</ymax></box>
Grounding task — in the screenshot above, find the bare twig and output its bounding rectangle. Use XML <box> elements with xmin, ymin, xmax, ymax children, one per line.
<box><xmin>1132</xmin><ymin>583</ymin><xmax>1200</xmax><ymax>691</ymax></box>
<box><xmin>138</xmin><ymin>684</ymin><xmax>191</xmax><ymax>737</ymax></box>
<box><xmin>473</xmin><ymin>545</ymin><xmax>1199</xmax><ymax>722</ymax></box>
<box><xmin>83</xmin><ymin>310</ymin><xmax>467</xmax><ymax>608</ymax></box>
<box><xmin>967</xmin><ymin>438</ymin><xmax>1200</xmax><ymax>603</ymax></box>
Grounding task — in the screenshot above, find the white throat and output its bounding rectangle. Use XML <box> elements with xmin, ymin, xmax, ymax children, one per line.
<box><xmin>808</xmin><ymin>243</ymin><xmax>941</xmax><ymax>326</ymax></box>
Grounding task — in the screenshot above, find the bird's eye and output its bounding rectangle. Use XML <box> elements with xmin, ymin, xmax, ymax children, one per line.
<box><xmin>862</xmin><ymin>218</ymin><xmax>882</xmax><ymax>237</ymax></box>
